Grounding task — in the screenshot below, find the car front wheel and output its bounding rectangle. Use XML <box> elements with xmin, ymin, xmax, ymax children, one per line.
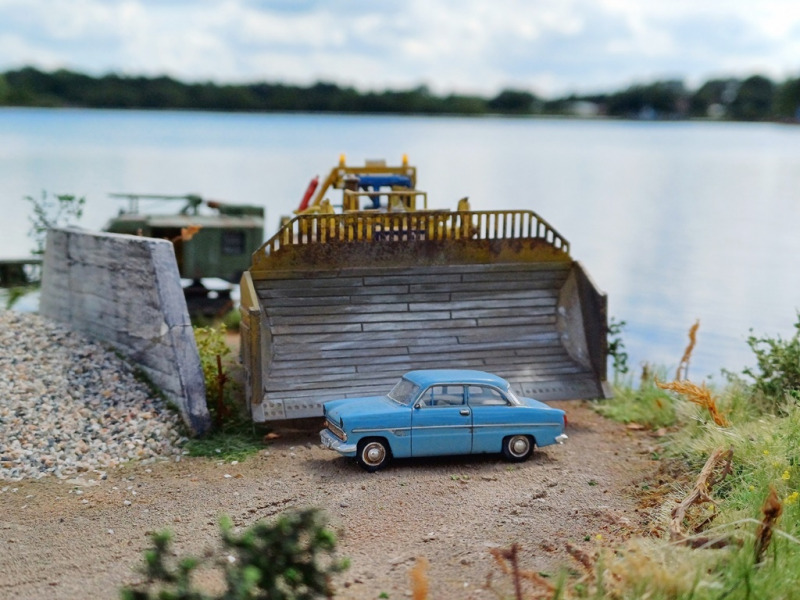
<box><xmin>357</xmin><ymin>438</ymin><xmax>391</xmax><ymax>472</ymax></box>
<box><xmin>502</xmin><ymin>435</ymin><xmax>533</xmax><ymax>462</ymax></box>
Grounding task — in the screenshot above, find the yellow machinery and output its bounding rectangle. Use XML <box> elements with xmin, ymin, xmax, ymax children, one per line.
<box><xmin>240</xmin><ymin>156</ymin><xmax>610</xmax><ymax>421</ymax></box>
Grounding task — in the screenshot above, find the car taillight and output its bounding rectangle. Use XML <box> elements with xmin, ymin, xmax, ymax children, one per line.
<box><xmin>563</xmin><ymin>414</ymin><xmax>568</xmax><ymax>428</ymax></box>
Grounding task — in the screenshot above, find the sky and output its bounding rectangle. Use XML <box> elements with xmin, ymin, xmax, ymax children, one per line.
<box><xmin>1</xmin><ymin>0</ymin><xmax>800</xmax><ymax>98</ymax></box>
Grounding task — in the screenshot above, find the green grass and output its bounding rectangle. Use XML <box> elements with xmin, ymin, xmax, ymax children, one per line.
<box><xmin>184</xmin><ymin>421</ymin><xmax>265</xmax><ymax>462</ymax></box>
<box><xmin>585</xmin><ymin>364</ymin><xmax>800</xmax><ymax>599</ymax></box>
<box><xmin>594</xmin><ymin>368</ymin><xmax>677</xmax><ymax>429</ymax></box>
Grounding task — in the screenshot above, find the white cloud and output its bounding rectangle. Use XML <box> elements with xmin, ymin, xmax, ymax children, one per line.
<box><xmin>1</xmin><ymin>0</ymin><xmax>799</xmax><ymax>96</ymax></box>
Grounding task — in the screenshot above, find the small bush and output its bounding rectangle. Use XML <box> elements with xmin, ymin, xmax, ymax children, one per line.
<box><xmin>189</xmin><ymin>323</ymin><xmax>263</xmax><ymax>460</ymax></box>
<box><xmin>222</xmin><ymin>307</ymin><xmax>242</xmax><ymax>331</ymax></box>
<box><xmin>121</xmin><ymin>508</ymin><xmax>348</xmax><ymax>600</ymax></box>
<box><xmin>194</xmin><ymin>323</ymin><xmax>240</xmax><ymax>424</ymax></box>
<box><xmin>25</xmin><ymin>191</ymin><xmax>85</xmax><ymax>255</ymax></box>
<box><xmin>742</xmin><ymin>315</ymin><xmax>800</xmax><ymax>409</ymax></box>
<box><xmin>608</xmin><ymin>317</ymin><xmax>629</xmax><ymax>379</ymax></box>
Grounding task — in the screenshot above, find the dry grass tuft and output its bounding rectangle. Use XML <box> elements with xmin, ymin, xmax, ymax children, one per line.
<box><xmin>565</xmin><ymin>542</ymin><xmax>596</xmax><ymax>576</ymax></box>
<box><xmin>669</xmin><ymin>446</ymin><xmax>734</xmax><ymax>547</ymax></box>
<box><xmin>656</xmin><ymin>378</ymin><xmax>729</xmax><ymax>427</ymax></box>
<box><xmin>487</xmin><ymin>544</ymin><xmax>556</xmax><ymax>600</ymax></box>
<box><xmin>676</xmin><ymin>320</ymin><xmax>700</xmax><ymax>380</ymax></box>
<box><xmin>409</xmin><ymin>557</ymin><xmax>429</xmax><ymax>600</ymax></box>
<box><xmin>754</xmin><ymin>486</ymin><xmax>783</xmax><ymax>564</ymax></box>
<box><xmin>601</xmin><ymin>539</ymin><xmax>715</xmax><ymax>598</ymax></box>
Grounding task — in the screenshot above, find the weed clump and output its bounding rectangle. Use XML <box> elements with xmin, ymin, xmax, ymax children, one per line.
<box><xmin>121</xmin><ymin>508</ymin><xmax>348</xmax><ymax>600</ymax></box>
<box><xmin>188</xmin><ymin>324</ymin><xmax>264</xmax><ymax>461</ymax></box>
<box><xmin>742</xmin><ymin>314</ymin><xmax>800</xmax><ymax>409</ymax></box>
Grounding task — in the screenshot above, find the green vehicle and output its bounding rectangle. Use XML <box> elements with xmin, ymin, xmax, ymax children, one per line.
<box><xmin>104</xmin><ymin>193</ymin><xmax>264</xmax><ymax>315</ymax></box>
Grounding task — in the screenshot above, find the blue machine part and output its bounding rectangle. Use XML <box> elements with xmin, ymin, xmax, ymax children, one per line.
<box><xmin>357</xmin><ymin>175</ymin><xmax>413</xmax><ymax>208</ymax></box>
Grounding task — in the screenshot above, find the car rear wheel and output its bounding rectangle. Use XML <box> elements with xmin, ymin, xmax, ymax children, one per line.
<box><xmin>357</xmin><ymin>438</ymin><xmax>391</xmax><ymax>472</ymax></box>
<box><xmin>502</xmin><ymin>435</ymin><xmax>533</xmax><ymax>462</ymax></box>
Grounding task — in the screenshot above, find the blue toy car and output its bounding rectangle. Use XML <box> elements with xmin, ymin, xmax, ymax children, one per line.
<box><xmin>320</xmin><ymin>369</ymin><xmax>568</xmax><ymax>472</ymax></box>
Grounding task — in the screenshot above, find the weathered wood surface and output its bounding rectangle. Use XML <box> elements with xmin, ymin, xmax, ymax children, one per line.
<box><xmin>251</xmin><ymin>262</ymin><xmax>603</xmax><ymax>419</ymax></box>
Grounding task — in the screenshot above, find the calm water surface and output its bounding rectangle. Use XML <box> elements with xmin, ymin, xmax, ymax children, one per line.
<box><xmin>3</xmin><ymin>107</ymin><xmax>800</xmax><ymax>381</ymax></box>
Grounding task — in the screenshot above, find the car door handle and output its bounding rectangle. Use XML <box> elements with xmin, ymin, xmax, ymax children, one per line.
<box><xmin>460</xmin><ymin>409</ymin><xmax>470</xmax><ymax>416</ymax></box>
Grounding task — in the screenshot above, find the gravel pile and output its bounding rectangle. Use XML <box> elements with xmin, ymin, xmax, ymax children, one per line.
<box><xmin>0</xmin><ymin>310</ymin><xmax>187</xmax><ymax>481</ymax></box>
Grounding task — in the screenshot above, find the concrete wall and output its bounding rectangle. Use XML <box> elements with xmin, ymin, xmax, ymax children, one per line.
<box><xmin>39</xmin><ymin>227</ymin><xmax>210</xmax><ymax>434</ymax></box>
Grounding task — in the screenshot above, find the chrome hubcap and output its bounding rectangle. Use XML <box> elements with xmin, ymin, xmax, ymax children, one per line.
<box><xmin>510</xmin><ymin>437</ymin><xmax>529</xmax><ymax>456</ymax></box>
<box><xmin>364</xmin><ymin>443</ymin><xmax>385</xmax><ymax>465</ymax></box>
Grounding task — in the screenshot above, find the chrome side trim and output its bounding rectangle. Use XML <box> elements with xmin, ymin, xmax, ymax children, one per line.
<box><xmin>352</xmin><ymin>426</ymin><xmax>412</xmax><ymax>434</ymax></box>
<box><xmin>471</xmin><ymin>423</ymin><xmax>557</xmax><ymax>430</ymax></box>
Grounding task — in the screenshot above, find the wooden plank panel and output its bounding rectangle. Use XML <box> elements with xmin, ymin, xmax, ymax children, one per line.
<box><xmin>256</xmin><ymin>294</ymin><xmax>353</xmax><ymax>306</ymax></box>
<box><xmin>456</xmin><ymin>330</ymin><xmax>561</xmax><ymax>343</ymax></box>
<box><xmin>251</xmin><ymin>258</ymin><xmax>602</xmax><ymax>410</ymax></box>
<box><xmin>264</xmin><ymin>366</ymin><xmax>593</xmax><ymax>393</ymax></box>
<box><xmin>255</xmin><ymin>275</ymin><xmax>366</xmax><ymax>289</ymax></box>
<box><xmin>266</xmin><ymin>295</ymin><xmax>450</xmax><ymax>315</ymax></box>
<box><xmin>450</xmin><ymin>308</ymin><xmax>556</xmax><ymax>320</ymax></box>
<box><xmin>360</xmin><ymin>318</ymin><xmax>480</xmax><ymax>332</ymax></box>
<box><xmin>271</xmin><ymin>337</ymin><xmax>459</xmax><ymax>356</ymax></box>
<box><xmin>268</xmin><ymin>345</ymin><xmax>564</xmax><ymax>369</ymax></box>
<box><xmin>268</xmin><ymin>348</ymin><xmax>555</xmax><ymax>375</ymax></box>
<box><xmin>410</xmin><ymin>296</ymin><xmax>556</xmax><ymax>312</ymax></box>
<box><xmin>363</xmin><ymin>273</ymin><xmax>463</xmax><ymax>286</ymax></box>
<box><xmin>271</xmin><ymin>310</ymin><xmax>457</xmax><ymax>327</ymax></box>
<box><xmin>411</xmin><ymin>279</ymin><xmax>563</xmax><ymax>294</ymax></box>
<box><xmin>461</xmin><ymin>268</ymin><xmax>569</xmax><ymax>283</ymax></box>
<box><xmin>271</xmin><ymin>323</ymin><xmax>364</xmax><ymax>335</ymax></box>
<box><xmin>259</xmin><ymin>284</ymin><xmax>410</xmax><ymax>298</ymax></box>
<box><xmin>475</xmin><ymin>315</ymin><xmax>556</xmax><ymax>327</ymax></box>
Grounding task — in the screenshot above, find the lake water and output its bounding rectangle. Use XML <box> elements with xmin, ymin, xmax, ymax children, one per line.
<box><xmin>3</xmin><ymin>107</ymin><xmax>800</xmax><ymax>382</ymax></box>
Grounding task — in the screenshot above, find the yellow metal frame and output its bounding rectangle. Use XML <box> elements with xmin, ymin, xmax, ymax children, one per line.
<box><xmin>251</xmin><ymin>209</ymin><xmax>570</xmax><ymax>272</ymax></box>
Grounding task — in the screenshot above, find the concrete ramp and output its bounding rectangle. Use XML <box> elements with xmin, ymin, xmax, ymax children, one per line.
<box><xmin>240</xmin><ymin>210</ymin><xmax>609</xmax><ymax>421</ymax></box>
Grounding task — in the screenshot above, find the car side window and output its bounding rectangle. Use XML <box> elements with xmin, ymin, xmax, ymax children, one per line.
<box><xmin>467</xmin><ymin>385</ymin><xmax>509</xmax><ymax>406</ymax></box>
<box><xmin>417</xmin><ymin>385</ymin><xmax>465</xmax><ymax>407</ymax></box>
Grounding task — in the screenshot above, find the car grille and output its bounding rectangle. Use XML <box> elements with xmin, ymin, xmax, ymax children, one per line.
<box><xmin>326</xmin><ymin>419</ymin><xmax>346</xmax><ymax>441</ymax></box>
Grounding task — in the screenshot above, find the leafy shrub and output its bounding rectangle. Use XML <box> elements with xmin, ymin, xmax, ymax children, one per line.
<box><xmin>742</xmin><ymin>315</ymin><xmax>800</xmax><ymax>409</ymax></box>
<box><xmin>608</xmin><ymin>317</ymin><xmax>629</xmax><ymax>378</ymax></box>
<box><xmin>222</xmin><ymin>307</ymin><xmax>242</xmax><ymax>331</ymax></box>
<box><xmin>194</xmin><ymin>324</ymin><xmax>231</xmax><ymax>389</ymax></box>
<box><xmin>121</xmin><ymin>508</ymin><xmax>348</xmax><ymax>600</ymax></box>
<box><xmin>189</xmin><ymin>324</ymin><xmax>264</xmax><ymax>459</ymax></box>
<box><xmin>25</xmin><ymin>191</ymin><xmax>85</xmax><ymax>254</ymax></box>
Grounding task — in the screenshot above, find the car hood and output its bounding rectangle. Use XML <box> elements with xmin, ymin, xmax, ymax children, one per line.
<box><xmin>324</xmin><ymin>395</ymin><xmax>402</xmax><ymax>423</ymax></box>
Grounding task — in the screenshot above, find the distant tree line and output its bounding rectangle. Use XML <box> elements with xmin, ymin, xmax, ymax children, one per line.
<box><xmin>2</xmin><ymin>66</ymin><xmax>800</xmax><ymax>121</ymax></box>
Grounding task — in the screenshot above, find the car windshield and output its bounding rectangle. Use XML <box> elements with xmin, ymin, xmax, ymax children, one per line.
<box><xmin>387</xmin><ymin>378</ymin><xmax>421</xmax><ymax>406</ymax></box>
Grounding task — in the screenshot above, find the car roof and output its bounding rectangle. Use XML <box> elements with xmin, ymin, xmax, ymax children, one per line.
<box><xmin>402</xmin><ymin>369</ymin><xmax>510</xmax><ymax>389</ymax></box>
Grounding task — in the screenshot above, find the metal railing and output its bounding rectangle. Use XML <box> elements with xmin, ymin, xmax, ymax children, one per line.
<box><xmin>262</xmin><ymin>209</ymin><xmax>570</xmax><ymax>257</ymax></box>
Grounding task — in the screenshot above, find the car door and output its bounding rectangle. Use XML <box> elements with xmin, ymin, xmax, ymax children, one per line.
<box><xmin>410</xmin><ymin>384</ymin><xmax>472</xmax><ymax>456</ymax></box>
<box><xmin>468</xmin><ymin>385</ymin><xmax>514</xmax><ymax>453</ymax></box>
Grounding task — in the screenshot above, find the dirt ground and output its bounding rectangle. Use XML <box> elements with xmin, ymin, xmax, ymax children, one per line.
<box><xmin>1</xmin><ymin>401</ymin><xmax>661</xmax><ymax>600</ymax></box>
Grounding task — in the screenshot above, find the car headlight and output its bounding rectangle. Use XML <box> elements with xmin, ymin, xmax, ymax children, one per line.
<box><xmin>327</xmin><ymin>419</ymin><xmax>347</xmax><ymax>442</ymax></box>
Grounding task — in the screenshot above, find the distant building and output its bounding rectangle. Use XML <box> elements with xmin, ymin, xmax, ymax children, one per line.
<box><xmin>568</xmin><ymin>101</ymin><xmax>600</xmax><ymax>118</ymax></box>
<box><xmin>707</xmin><ymin>103</ymin><xmax>726</xmax><ymax>119</ymax></box>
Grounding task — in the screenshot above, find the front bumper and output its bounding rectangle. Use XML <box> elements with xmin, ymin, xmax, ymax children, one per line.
<box><xmin>320</xmin><ymin>429</ymin><xmax>357</xmax><ymax>456</ymax></box>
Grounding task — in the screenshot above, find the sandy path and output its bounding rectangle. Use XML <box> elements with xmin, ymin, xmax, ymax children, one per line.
<box><xmin>1</xmin><ymin>401</ymin><xmax>658</xmax><ymax>600</ymax></box>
